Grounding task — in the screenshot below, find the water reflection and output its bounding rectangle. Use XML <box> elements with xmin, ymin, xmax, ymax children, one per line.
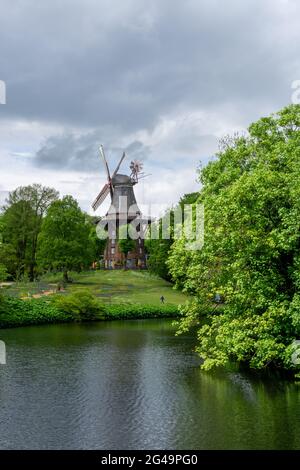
<box><xmin>0</xmin><ymin>320</ymin><xmax>299</xmax><ymax>449</ymax></box>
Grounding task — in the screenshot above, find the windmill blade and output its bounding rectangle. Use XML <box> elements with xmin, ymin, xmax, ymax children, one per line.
<box><xmin>99</xmin><ymin>145</ymin><xmax>111</xmax><ymax>180</ymax></box>
<box><xmin>112</xmin><ymin>152</ymin><xmax>126</xmax><ymax>177</ymax></box>
<box><xmin>99</xmin><ymin>145</ymin><xmax>113</xmax><ymax>199</ymax></box>
<box><xmin>92</xmin><ymin>183</ymin><xmax>110</xmax><ymax>211</ymax></box>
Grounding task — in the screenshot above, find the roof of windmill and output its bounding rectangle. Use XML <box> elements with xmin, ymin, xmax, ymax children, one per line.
<box><xmin>112</xmin><ymin>173</ymin><xmax>132</xmax><ymax>185</ymax></box>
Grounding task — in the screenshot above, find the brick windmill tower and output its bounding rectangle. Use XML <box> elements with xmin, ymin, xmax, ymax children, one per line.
<box><xmin>92</xmin><ymin>146</ymin><xmax>149</xmax><ymax>269</ymax></box>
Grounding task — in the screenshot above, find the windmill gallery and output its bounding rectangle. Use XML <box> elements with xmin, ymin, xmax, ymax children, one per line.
<box><xmin>92</xmin><ymin>146</ymin><xmax>150</xmax><ymax>270</ymax></box>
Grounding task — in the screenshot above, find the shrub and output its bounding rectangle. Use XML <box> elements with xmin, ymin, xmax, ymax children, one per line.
<box><xmin>53</xmin><ymin>290</ymin><xmax>105</xmax><ymax>321</ymax></box>
<box><xmin>0</xmin><ymin>292</ymin><xmax>179</xmax><ymax>329</ymax></box>
<box><xmin>0</xmin><ymin>293</ymin><xmax>70</xmax><ymax>328</ymax></box>
<box><xmin>105</xmin><ymin>303</ymin><xmax>179</xmax><ymax>320</ymax></box>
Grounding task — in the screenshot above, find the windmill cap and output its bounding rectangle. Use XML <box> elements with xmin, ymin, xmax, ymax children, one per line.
<box><xmin>112</xmin><ymin>174</ymin><xmax>133</xmax><ymax>185</ymax></box>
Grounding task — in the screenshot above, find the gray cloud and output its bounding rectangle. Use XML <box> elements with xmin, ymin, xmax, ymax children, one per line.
<box><xmin>34</xmin><ymin>129</ymin><xmax>151</xmax><ymax>172</ymax></box>
<box><xmin>1</xmin><ymin>0</ymin><xmax>299</xmax><ymax>132</ymax></box>
<box><xmin>1</xmin><ymin>0</ymin><xmax>300</xmax><ymax>207</ymax></box>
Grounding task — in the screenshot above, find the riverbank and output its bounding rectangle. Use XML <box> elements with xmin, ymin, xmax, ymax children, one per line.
<box><xmin>0</xmin><ymin>295</ymin><xmax>180</xmax><ymax>329</ymax></box>
<box><xmin>0</xmin><ymin>271</ymin><xmax>186</xmax><ymax>329</ymax></box>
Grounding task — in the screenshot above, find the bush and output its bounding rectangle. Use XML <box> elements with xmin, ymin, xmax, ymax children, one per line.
<box><xmin>0</xmin><ymin>293</ymin><xmax>70</xmax><ymax>328</ymax></box>
<box><xmin>53</xmin><ymin>290</ymin><xmax>105</xmax><ymax>321</ymax></box>
<box><xmin>0</xmin><ymin>292</ymin><xmax>179</xmax><ymax>329</ymax></box>
<box><xmin>105</xmin><ymin>303</ymin><xmax>179</xmax><ymax>320</ymax></box>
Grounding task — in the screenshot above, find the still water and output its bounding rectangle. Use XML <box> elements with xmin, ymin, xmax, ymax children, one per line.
<box><xmin>0</xmin><ymin>319</ymin><xmax>299</xmax><ymax>449</ymax></box>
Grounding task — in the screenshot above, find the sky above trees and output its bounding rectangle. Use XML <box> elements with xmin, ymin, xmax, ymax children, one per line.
<box><xmin>0</xmin><ymin>0</ymin><xmax>300</xmax><ymax>216</ymax></box>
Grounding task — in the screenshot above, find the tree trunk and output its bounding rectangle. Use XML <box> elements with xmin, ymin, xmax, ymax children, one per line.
<box><xmin>29</xmin><ymin>232</ymin><xmax>39</xmax><ymax>282</ymax></box>
<box><xmin>63</xmin><ymin>270</ymin><xmax>69</xmax><ymax>283</ymax></box>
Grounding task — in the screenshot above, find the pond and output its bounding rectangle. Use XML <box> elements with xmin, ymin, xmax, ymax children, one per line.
<box><xmin>0</xmin><ymin>319</ymin><xmax>299</xmax><ymax>449</ymax></box>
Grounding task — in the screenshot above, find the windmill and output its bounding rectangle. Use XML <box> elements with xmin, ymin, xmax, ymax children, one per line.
<box><xmin>92</xmin><ymin>146</ymin><xmax>149</xmax><ymax>269</ymax></box>
<box><xmin>92</xmin><ymin>145</ymin><xmax>126</xmax><ymax>211</ymax></box>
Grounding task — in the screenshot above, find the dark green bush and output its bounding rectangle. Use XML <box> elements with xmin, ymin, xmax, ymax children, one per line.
<box><xmin>105</xmin><ymin>303</ymin><xmax>179</xmax><ymax>320</ymax></box>
<box><xmin>0</xmin><ymin>293</ymin><xmax>70</xmax><ymax>328</ymax></box>
<box><xmin>0</xmin><ymin>291</ymin><xmax>179</xmax><ymax>329</ymax></box>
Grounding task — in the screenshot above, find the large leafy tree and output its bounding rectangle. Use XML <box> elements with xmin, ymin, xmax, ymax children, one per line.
<box><xmin>37</xmin><ymin>195</ymin><xmax>93</xmax><ymax>281</ymax></box>
<box><xmin>1</xmin><ymin>184</ymin><xmax>58</xmax><ymax>280</ymax></box>
<box><xmin>86</xmin><ymin>214</ymin><xmax>106</xmax><ymax>264</ymax></box>
<box><xmin>168</xmin><ymin>104</ymin><xmax>300</xmax><ymax>373</ymax></box>
<box><xmin>146</xmin><ymin>193</ymin><xmax>199</xmax><ymax>280</ymax></box>
<box><xmin>1</xmin><ymin>200</ymin><xmax>35</xmax><ymax>279</ymax></box>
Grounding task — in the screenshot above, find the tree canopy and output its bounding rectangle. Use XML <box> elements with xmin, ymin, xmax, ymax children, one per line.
<box><xmin>146</xmin><ymin>192</ymin><xmax>199</xmax><ymax>281</ymax></box>
<box><xmin>37</xmin><ymin>195</ymin><xmax>94</xmax><ymax>281</ymax></box>
<box><xmin>168</xmin><ymin>104</ymin><xmax>300</xmax><ymax>373</ymax></box>
<box><xmin>0</xmin><ymin>184</ymin><xmax>58</xmax><ymax>280</ymax></box>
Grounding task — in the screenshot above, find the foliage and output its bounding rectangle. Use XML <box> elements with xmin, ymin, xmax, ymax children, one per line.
<box><xmin>0</xmin><ymin>264</ymin><xmax>8</xmax><ymax>282</ymax></box>
<box><xmin>0</xmin><ymin>293</ymin><xmax>70</xmax><ymax>328</ymax></box>
<box><xmin>87</xmin><ymin>215</ymin><xmax>106</xmax><ymax>262</ymax></box>
<box><xmin>0</xmin><ymin>184</ymin><xmax>58</xmax><ymax>281</ymax></box>
<box><xmin>146</xmin><ymin>192</ymin><xmax>199</xmax><ymax>281</ymax></box>
<box><xmin>0</xmin><ymin>289</ymin><xmax>179</xmax><ymax>329</ymax></box>
<box><xmin>118</xmin><ymin>224</ymin><xmax>136</xmax><ymax>267</ymax></box>
<box><xmin>53</xmin><ymin>290</ymin><xmax>105</xmax><ymax>321</ymax></box>
<box><xmin>146</xmin><ymin>237</ymin><xmax>173</xmax><ymax>280</ymax></box>
<box><xmin>168</xmin><ymin>104</ymin><xmax>300</xmax><ymax>372</ymax></box>
<box><xmin>104</xmin><ymin>303</ymin><xmax>179</xmax><ymax>320</ymax></box>
<box><xmin>37</xmin><ymin>195</ymin><xmax>93</xmax><ymax>281</ymax></box>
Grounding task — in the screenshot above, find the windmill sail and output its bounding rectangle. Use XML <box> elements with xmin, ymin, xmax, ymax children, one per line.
<box><xmin>112</xmin><ymin>152</ymin><xmax>126</xmax><ymax>177</ymax></box>
<box><xmin>92</xmin><ymin>183</ymin><xmax>110</xmax><ymax>211</ymax></box>
<box><xmin>99</xmin><ymin>145</ymin><xmax>113</xmax><ymax>199</ymax></box>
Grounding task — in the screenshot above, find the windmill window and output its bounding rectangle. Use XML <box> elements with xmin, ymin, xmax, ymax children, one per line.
<box><xmin>139</xmin><ymin>248</ymin><xmax>143</xmax><ymax>254</ymax></box>
<box><xmin>111</xmin><ymin>239</ymin><xmax>115</xmax><ymax>245</ymax></box>
<box><xmin>111</xmin><ymin>248</ymin><xmax>115</xmax><ymax>255</ymax></box>
<box><xmin>138</xmin><ymin>238</ymin><xmax>141</xmax><ymax>245</ymax></box>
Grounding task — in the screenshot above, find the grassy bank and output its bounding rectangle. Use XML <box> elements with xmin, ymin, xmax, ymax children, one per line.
<box><xmin>0</xmin><ymin>271</ymin><xmax>186</xmax><ymax>328</ymax></box>
<box><xmin>2</xmin><ymin>270</ymin><xmax>188</xmax><ymax>305</ymax></box>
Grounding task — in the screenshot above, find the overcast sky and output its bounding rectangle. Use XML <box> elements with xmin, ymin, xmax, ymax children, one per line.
<box><xmin>0</xmin><ymin>0</ymin><xmax>299</xmax><ymax>216</ymax></box>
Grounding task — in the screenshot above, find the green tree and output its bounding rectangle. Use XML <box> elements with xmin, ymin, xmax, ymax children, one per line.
<box><xmin>1</xmin><ymin>200</ymin><xmax>36</xmax><ymax>279</ymax></box>
<box><xmin>37</xmin><ymin>195</ymin><xmax>92</xmax><ymax>282</ymax></box>
<box><xmin>146</xmin><ymin>193</ymin><xmax>199</xmax><ymax>280</ymax></box>
<box><xmin>0</xmin><ymin>264</ymin><xmax>8</xmax><ymax>282</ymax></box>
<box><xmin>1</xmin><ymin>184</ymin><xmax>58</xmax><ymax>280</ymax></box>
<box><xmin>86</xmin><ymin>215</ymin><xmax>106</xmax><ymax>265</ymax></box>
<box><xmin>168</xmin><ymin>104</ymin><xmax>300</xmax><ymax>373</ymax></box>
<box><xmin>118</xmin><ymin>224</ymin><xmax>136</xmax><ymax>269</ymax></box>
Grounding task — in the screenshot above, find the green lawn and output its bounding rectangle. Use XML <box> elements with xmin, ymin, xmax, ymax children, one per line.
<box><xmin>63</xmin><ymin>270</ymin><xmax>188</xmax><ymax>306</ymax></box>
<box><xmin>3</xmin><ymin>270</ymin><xmax>189</xmax><ymax>307</ymax></box>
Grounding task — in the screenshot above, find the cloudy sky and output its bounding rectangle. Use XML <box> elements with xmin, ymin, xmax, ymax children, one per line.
<box><xmin>0</xmin><ymin>0</ymin><xmax>299</xmax><ymax>216</ymax></box>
